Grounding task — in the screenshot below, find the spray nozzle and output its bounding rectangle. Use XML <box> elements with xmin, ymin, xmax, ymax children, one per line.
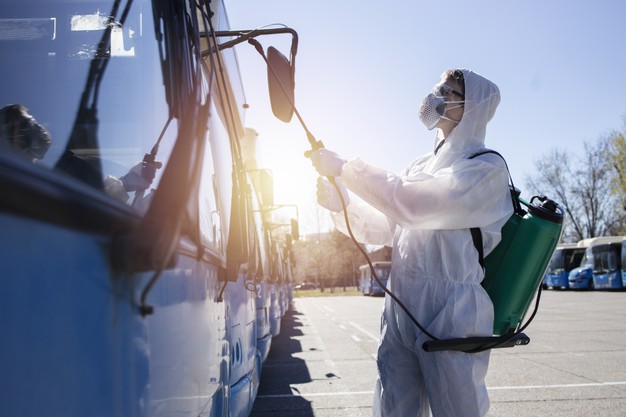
<box><xmin>143</xmin><ymin>152</ymin><xmax>163</xmax><ymax>169</ymax></box>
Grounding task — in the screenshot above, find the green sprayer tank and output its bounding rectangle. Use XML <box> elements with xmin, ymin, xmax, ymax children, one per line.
<box><xmin>482</xmin><ymin>195</ymin><xmax>564</xmax><ymax>336</ymax></box>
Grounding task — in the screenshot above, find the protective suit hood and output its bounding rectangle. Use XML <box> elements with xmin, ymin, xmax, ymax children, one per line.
<box><xmin>441</xmin><ymin>69</ymin><xmax>500</xmax><ymax>152</ymax></box>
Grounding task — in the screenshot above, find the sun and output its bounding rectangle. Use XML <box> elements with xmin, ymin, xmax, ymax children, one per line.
<box><xmin>250</xmin><ymin>127</ymin><xmax>333</xmax><ymax>236</ymax></box>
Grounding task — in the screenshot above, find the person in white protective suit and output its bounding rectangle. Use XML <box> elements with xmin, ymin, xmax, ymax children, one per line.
<box><xmin>310</xmin><ymin>68</ymin><xmax>513</xmax><ymax>417</ymax></box>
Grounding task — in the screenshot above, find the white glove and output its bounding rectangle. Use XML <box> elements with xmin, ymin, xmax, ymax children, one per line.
<box><xmin>310</xmin><ymin>148</ymin><xmax>347</xmax><ymax>177</ymax></box>
<box><xmin>317</xmin><ymin>177</ymin><xmax>350</xmax><ymax>212</ymax></box>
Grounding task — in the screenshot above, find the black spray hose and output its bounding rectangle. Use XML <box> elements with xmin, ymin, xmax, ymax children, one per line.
<box><xmin>328</xmin><ymin>177</ymin><xmax>440</xmax><ymax>341</ymax></box>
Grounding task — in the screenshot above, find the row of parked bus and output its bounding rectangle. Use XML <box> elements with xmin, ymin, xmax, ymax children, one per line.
<box><xmin>0</xmin><ymin>1</ymin><xmax>300</xmax><ymax>415</ymax></box>
<box><xmin>543</xmin><ymin>236</ymin><xmax>626</xmax><ymax>290</ymax></box>
<box><xmin>357</xmin><ymin>236</ymin><xmax>626</xmax><ymax>297</ymax></box>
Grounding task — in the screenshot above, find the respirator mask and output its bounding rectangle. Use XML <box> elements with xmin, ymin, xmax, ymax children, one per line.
<box><xmin>418</xmin><ymin>83</ymin><xmax>465</xmax><ymax>130</ymax></box>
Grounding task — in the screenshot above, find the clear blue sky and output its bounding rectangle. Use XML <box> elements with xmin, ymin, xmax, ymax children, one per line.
<box><xmin>226</xmin><ymin>0</ymin><xmax>626</xmax><ymax>235</ymax></box>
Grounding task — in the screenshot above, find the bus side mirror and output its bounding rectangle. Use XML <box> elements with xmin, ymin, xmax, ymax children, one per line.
<box><xmin>267</xmin><ymin>46</ymin><xmax>295</xmax><ymax>123</ymax></box>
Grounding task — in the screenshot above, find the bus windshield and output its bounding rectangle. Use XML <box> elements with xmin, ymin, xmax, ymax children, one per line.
<box><xmin>547</xmin><ymin>250</ymin><xmax>566</xmax><ymax>274</ymax></box>
<box><xmin>374</xmin><ymin>265</ymin><xmax>391</xmax><ymax>280</ymax></box>
<box><xmin>592</xmin><ymin>245</ymin><xmax>619</xmax><ymax>274</ymax></box>
<box><xmin>581</xmin><ymin>248</ymin><xmax>594</xmax><ymax>269</ymax></box>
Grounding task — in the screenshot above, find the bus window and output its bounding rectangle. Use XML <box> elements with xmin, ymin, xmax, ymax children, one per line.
<box><xmin>580</xmin><ymin>248</ymin><xmax>594</xmax><ymax>269</ymax></box>
<box><xmin>566</xmin><ymin>249</ymin><xmax>585</xmax><ymax>271</ymax></box>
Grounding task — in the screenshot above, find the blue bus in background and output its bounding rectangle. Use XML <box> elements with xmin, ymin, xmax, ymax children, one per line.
<box><xmin>359</xmin><ymin>261</ymin><xmax>391</xmax><ymax>296</ymax></box>
<box><xmin>569</xmin><ymin>237</ymin><xmax>623</xmax><ymax>290</ymax></box>
<box><xmin>544</xmin><ymin>242</ymin><xmax>587</xmax><ymax>289</ymax></box>
<box><xmin>591</xmin><ymin>239</ymin><xmax>623</xmax><ymax>290</ymax></box>
<box><xmin>621</xmin><ymin>237</ymin><xmax>626</xmax><ymax>287</ymax></box>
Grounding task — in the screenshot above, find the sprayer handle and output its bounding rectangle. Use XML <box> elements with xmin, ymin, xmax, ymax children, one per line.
<box><xmin>304</xmin><ymin>139</ymin><xmax>325</xmax><ymax>158</ymax></box>
<box><xmin>422</xmin><ymin>333</ymin><xmax>530</xmax><ymax>352</ymax></box>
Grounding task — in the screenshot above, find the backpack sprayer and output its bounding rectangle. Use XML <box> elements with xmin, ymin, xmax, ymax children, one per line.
<box><xmin>250</xmin><ymin>38</ymin><xmax>564</xmax><ymax>353</ymax></box>
<box><xmin>422</xmin><ymin>151</ymin><xmax>564</xmax><ymax>352</ymax></box>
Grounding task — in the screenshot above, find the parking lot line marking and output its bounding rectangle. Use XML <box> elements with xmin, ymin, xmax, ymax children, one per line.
<box><xmin>320</xmin><ymin>305</ymin><xmax>335</xmax><ymax>314</ymax></box>
<box><xmin>350</xmin><ymin>334</ymin><xmax>362</xmax><ymax>342</ymax></box>
<box><xmin>489</xmin><ymin>381</ymin><xmax>626</xmax><ymax>390</ymax></box>
<box><xmin>256</xmin><ymin>381</ymin><xmax>626</xmax><ymax>399</ymax></box>
<box><xmin>258</xmin><ymin>391</ymin><xmax>373</xmax><ymax>399</ymax></box>
<box><xmin>349</xmin><ymin>321</ymin><xmax>379</xmax><ymax>341</ymax></box>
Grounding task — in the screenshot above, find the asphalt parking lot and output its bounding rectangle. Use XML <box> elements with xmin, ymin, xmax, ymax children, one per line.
<box><xmin>251</xmin><ymin>290</ymin><xmax>626</xmax><ymax>417</ymax></box>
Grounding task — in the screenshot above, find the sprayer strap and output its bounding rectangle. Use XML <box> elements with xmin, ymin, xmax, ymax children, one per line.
<box><xmin>470</xmin><ymin>227</ymin><xmax>484</xmax><ymax>268</ymax></box>
<box><xmin>467</xmin><ymin>149</ymin><xmax>512</xmax><ymax>270</ymax></box>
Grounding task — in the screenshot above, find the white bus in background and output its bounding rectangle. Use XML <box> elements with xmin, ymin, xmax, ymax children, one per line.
<box><xmin>569</xmin><ymin>236</ymin><xmax>624</xmax><ymax>290</ymax></box>
<box><xmin>359</xmin><ymin>261</ymin><xmax>392</xmax><ymax>296</ymax></box>
<box><xmin>590</xmin><ymin>237</ymin><xmax>624</xmax><ymax>290</ymax></box>
<box><xmin>543</xmin><ymin>241</ymin><xmax>588</xmax><ymax>289</ymax></box>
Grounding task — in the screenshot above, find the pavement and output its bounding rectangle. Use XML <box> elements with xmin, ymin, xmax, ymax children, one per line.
<box><xmin>250</xmin><ymin>290</ymin><xmax>626</xmax><ymax>416</ymax></box>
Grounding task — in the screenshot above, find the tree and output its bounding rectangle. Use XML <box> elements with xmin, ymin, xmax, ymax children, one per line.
<box><xmin>608</xmin><ymin>117</ymin><xmax>626</xmax><ymax>212</ymax></box>
<box><xmin>525</xmin><ymin>137</ymin><xmax>625</xmax><ymax>242</ymax></box>
<box><xmin>292</xmin><ymin>230</ymin><xmax>367</xmax><ymax>290</ymax></box>
<box><xmin>292</xmin><ymin>237</ymin><xmax>327</xmax><ymax>288</ymax></box>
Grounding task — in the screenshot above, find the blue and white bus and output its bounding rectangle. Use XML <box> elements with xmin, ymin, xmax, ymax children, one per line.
<box><xmin>569</xmin><ymin>237</ymin><xmax>623</xmax><ymax>290</ymax></box>
<box><xmin>0</xmin><ymin>1</ymin><xmax>299</xmax><ymax>416</ymax></box>
<box><xmin>543</xmin><ymin>242</ymin><xmax>587</xmax><ymax>289</ymax></box>
<box><xmin>591</xmin><ymin>239</ymin><xmax>623</xmax><ymax>290</ymax></box>
<box><xmin>621</xmin><ymin>237</ymin><xmax>626</xmax><ymax>288</ymax></box>
<box><xmin>359</xmin><ymin>261</ymin><xmax>391</xmax><ymax>296</ymax></box>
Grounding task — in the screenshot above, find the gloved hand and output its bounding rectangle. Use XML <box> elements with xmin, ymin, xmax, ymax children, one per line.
<box><xmin>120</xmin><ymin>161</ymin><xmax>157</xmax><ymax>192</ymax></box>
<box><xmin>310</xmin><ymin>148</ymin><xmax>347</xmax><ymax>177</ymax></box>
<box><xmin>316</xmin><ymin>177</ymin><xmax>350</xmax><ymax>212</ymax></box>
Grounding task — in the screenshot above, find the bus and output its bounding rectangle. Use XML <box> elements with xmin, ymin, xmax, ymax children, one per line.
<box><xmin>543</xmin><ymin>242</ymin><xmax>587</xmax><ymax>289</ymax></box>
<box><xmin>0</xmin><ymin>1</ymin><xmax>299</xmax><ymax>416</ymax></box>
<box><xmin>569</xmin><ymin>237</ymin><xmax>623</xmax><ymax>290</ymax></box>
<box><xmin>621</xmin><ymin>237</ymin><xmax>626</xmax><ymax>288</ymax></box>
<box><xmin>359</xmin><ymin>261</ymin><xmax>392</xmax><ymax>296</ymax></box>
<box><xmin>591</xmin><ymin>239</ymin><xmax>623</xmax><ymax>290</ymax></box>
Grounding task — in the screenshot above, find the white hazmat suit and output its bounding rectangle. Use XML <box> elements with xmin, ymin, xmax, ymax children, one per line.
<box><xmin>323</xmin><ymin>69</ymin><xmax>513</xmax><ymax>416</ymax></box>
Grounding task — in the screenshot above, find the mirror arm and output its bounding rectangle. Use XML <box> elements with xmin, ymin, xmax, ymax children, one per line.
<box><xmin>201</xmin><ymin>28</ymin><xmax>298</xmax><ymax>55</ymax></box>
